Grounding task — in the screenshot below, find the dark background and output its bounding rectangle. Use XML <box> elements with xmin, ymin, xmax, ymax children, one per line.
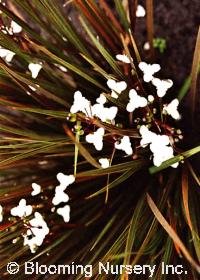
<box><xmin>135</xmin><ymin>0</ymin><xmax>199</xmax><ymax>90</ymax></box>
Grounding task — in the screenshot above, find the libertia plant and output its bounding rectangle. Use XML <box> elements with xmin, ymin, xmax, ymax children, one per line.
<box><xmin>0</xmin><ymin>1</ymin><xmax>200</xmax><ymax>279</ymax></box>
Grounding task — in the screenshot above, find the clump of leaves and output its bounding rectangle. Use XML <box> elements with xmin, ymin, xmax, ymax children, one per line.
<box><xmin>0</xmin><ymin>1</ymin><xmax>200</xmax><ymax>279</ymax></box>
<box><xmin>153</xmin><ymin>37</ymin><xmax>167</xmax><ymax>53</ymax></box>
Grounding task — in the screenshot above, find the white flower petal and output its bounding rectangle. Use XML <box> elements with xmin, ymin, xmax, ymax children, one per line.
<box><xmin>86</xmin><ymin>128</ymin><xmax>105</xmax><ymax>151</ymax></box>
<box><xmin>91</xmin><ymin>103</ymin><xmax>103</xmax><ymax>118</ymax></box>
<box><xmin>52</xmin><ymin>188</ymin><xmax>69</xmax><ymax>206</ymax></box>
<box><xmin>57</xmin><ymin>205</ymin><xmax>70</xmax><ymax>223</ymax></box>
<box><xmin>163</xmin><ymin>99</ymin><xmax>180</xmax><ymax>120</ymax></box>
<box><xmin>152</xmin><ymin>78</ymin><xmax>173</xmax><ymax>97</ymax></box>
<box><xmin>143</xmin><ymin>42</ymin><xmax>150</xmax><ymax>50</ymax></box>
<box><xmin>96</xmin><ymin>94</ymin><xmax>107</xmax><ymax>104</ymax></box>
<box><xmin>107</xmin><ymin>79</ymin><xmax>127</xmax><ymax>98</ymax></box>
<box><xmin>104</xmin><ymin>106</ymin><xmax>118</xmax><ymax>121</ymax></box>
<box><xmin>70</xmin><ymin>91</ymin><xmax>92</xmax><ymax>116</ymax></box>
<box><xmin>126</xmin><ymin>89</ymin><xmax>148</xmax><ymax>112</ymax></box>
<box><xmin>24</xmin><ymin>212</ymin><xmax>49</xmax><ymax>253</ymax></box>
<box><xmin>11</xmin><ymin>21</ymin><xmax>22</xmax><ymax>33</ymax></box>
<box><xmin>0</xmin><ymin>48</ymin><xmax>15</xmax><ymax>62</ymax></box>
<box><xmin>139</xmin><ymin>62</ymin><xmax>161</xmax><ymax>82</ymax></box>
<box><xmin>92</xmin><ymin>102</ymin><xmax>118</xmax><ymax>122</ymax></box>
<box><xmin>171</xmin><ymin>162</ymin><xmax>179</xmax><ymax>168</ymax></box>
<box><xmin>136</xmin><ymin>5</ymin><xmax>146</xmax><ymax>17</ymax></box>
<box><xmin>56</xmin><ymin>173</ymin><xmax>75</xmax><ymax>188</ymax></box>
<box><xmin>31</xmin><ymin>183</ymin><xmax>41</xmax><ymax>196</ymax></box>
<box><xmin>115</xmin><ymin>136</ymin><xmax>133</xmax><ymax>155</ymax></box>
<box><xmin>28</xmin><ymin>63</ymin><xmax>42</xmax><ymax>78</ymax></box>
<box><xmin>10</xmin><ymin>199</ymin><xmax>32</xmax><ymax>218</ymax></box>
<box><xmin>139</xmin><ymin>125</ymin><xmax>157</xmax><ymax>147</ymax></box>
<box><xmin>126</xmin><ymin>102</ymin><xmax>135</xmax><ymax>113</ymax></box>
<box><xmin>111</xmin><ymin>90</ymin><xmax>119</xmax><ymax>99</ymax></box>
<box><xmin>152</xmin><ymin>145</ymin><xmax>174</xmax><ymax>167</ymax></box>
<box><xmin>116</xmin><ymin>54</ymin><xmax>131</xmax><ymax>63</ymax></box>
<box><xmin>139</xmin><ymin>126</ymin><xmax>178</xmax><ymax>168</ymax></box>
<box><xmin>99</xmin><ymin>158</ymin><xmax>110</xmax><ymax>168</ymax></box>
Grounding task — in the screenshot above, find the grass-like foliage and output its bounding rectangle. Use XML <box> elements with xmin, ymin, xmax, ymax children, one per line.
<box><xmin>0</xmin><ymin>1</ymin><xmax>199</xmax><ymax>279</ymax></box>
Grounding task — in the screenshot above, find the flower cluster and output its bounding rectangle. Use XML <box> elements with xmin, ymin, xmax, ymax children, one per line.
<box><xmin>11</xmin><ymin>199</ymin><xmax>33</xmax><ymax>218</ymax></box>
<box><xmin>140</xmin><ymin>126</ymin><xmax>178</xmax><ymax>168</ymax></box>
<box><xmin>52</xmin><ymin>173</ymin><xmax>75</xmax><ymax>223</ymax></box>
<box><xmin>0</xmin><ymin>20</ymin><xmax>45</xmax><ymax>78</ymax></box>
<box><xmin>1</xmin><ymin>22</ymin><xmax>67</xmax><ymax>80</ymax></box>
<box><xmin>0</xmin><ymin>173</ymin><xmax>74</xmax><ymax>253</ymax></box>
<box><xmin>23</xmin><ymin>212</ymin><xmax>49</xmax><ymax>254</ymax></box>
<box><xmin>9</xmin><ymin>198</ymin><xmax>48</xmax><ymax>253</ymax></box>
<box><xmin>0</xmin><ymin>20</ymin><xmax>22</xmax><ymax>62</ymax></box>
<box><xmin>69</xmin><ymin>56</ymin><xmax>182</xmax><ymax>169</ymax></box>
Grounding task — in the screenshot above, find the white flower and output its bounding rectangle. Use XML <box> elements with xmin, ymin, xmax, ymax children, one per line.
<box><xmin>91</xmin><ymin>103</ymin><xmax>102</xmax><ymax>118</ymax></box>
<box><xmin>150</xmin><ymin>138</ymin><xmax>178</xmax><ymax>168</ymax></box>
<box><xmin>96</xmin><ymin>94</ymin><xmax>107</xmax><ymax>104</ymax></box>
<box><xmin>28</xmin><ymin>63</ymin><xmax>42</xmax><ymax>78</ymax></box>
<box><xmin>31</xmin><ymin>183</ymin><xmax>41</xmax><ymax>196</ymax></box>
<box><xmin>107</xmin><ymin>79</ymin><xmax>127</xmax><ymax>99</ymax></box>
<box><xmin>0</xmin><ymin>205</ymin><xmax>3</xmax><ymax>222</ymax></box>
<box><xmin>148</xmin><ymin>95</ymin><xmax>155</xmax><ymax>102</ymax></box>
<box><xmin>152</xmin><ymin>78</ymin><xmax>173</xmax><ymax>97</ymax></box>
<box><xmin>92</xmin><ymin>103</ymin><xmax>118</xmax><ymax>122</ymax></box>
<box><xmin>52</xmin><ymin>185</ymin><xmax>69</xmax><ymax>205</ymax></box>
<box><xmin>11</xmin><ymin>21</ymin><xmax>22</xmax><ymax>33</ymax></box>
<box><xmin>24</xmin><ymin>212</ymin><xmax>49</xmax><ymax>253</ymax></box>
<box><xmin>139</xmin><ymin>125</ymin><xmax>157</xmax><ymax>147</ymax></box>
<box><xmin>143</xmin><ymin>42</ymin><xmax>150</xmax><ymax>50</ymax></box>
<box><xmin>29</xmin><ymin>212</ymin><xmax>49</xmax><ymax>234</ymax></box>
<box><xmin>52</xmin><ymin>173</ymin><xmax>74</xmax><ymax>206</ymax></box>
<box><xmin>116</xmin><ymin>54</ymin><xmax>131</xmax><ymax>64</ymax></box>
<box><xmin>136</xmin><ymin>5</ymin><xmax>146</xmax><ymax>17</ymax></box>
<box><xmin>139</xmin><ymin>62</ymin><xmax>161</xmax><ymax>82</ymax></box>
<box><xmin>86</xmin><ymin>128</ymin><xmax>105</xmax><ymax>151</ymax></box>
<box><xmin>163</xmin><ymin>99</ymin><xmax>181</xmax><ymax>120</ymax></box>
<box><xmin>10</xmin><ymin>199</ymin><xmax>32</xmax><ymax>218</ymax></box>
<box><xmin>0</xmin><ymin>48</ymin><xmax>15</xmax><ymax>62</ymax></box>
<box><xmin>139</xmin><ymin>126</ymin><xmax>178</xmax><ymax>168</ymax></box>
<box><xmin>57</xmin><ymin>205</ymin><xmax>70</xmax><ymax>223</ymax></box>
<box><xmin>115</xmin><ymin>136</ymin><xmax>133</xmax><ymax>155</ymax></box>
<box><xmin>52</xmin><ymin>186</ymin><xmax>69</xmax><ymax>206</ymax></box>
<box><xmin>126</xmin><ymin>89</ymin><xmax>148</xmax><ymax>112</ymax></box>
<box><xmin>56</xmin><ymin>173</ymin><xmax>75</xmax><ymax>189</ymax></box>
<box><xmin>150</xmin><ymin>135</ymin><xmax>170</xmax><ymax>153</ymax></box>
<box><xmin>103</xmin><ymin>107</ymin><xmax>118</xmax><ymax>121</ymax></box>
<box><xmin>24</xmin><ymin>232</ymin><xmax>43</xmax><ymax>253</ymax></box>
<box><xmin>23</xmin><ymin>231</ymin><xmax>37</xmax><ymax>253</ymax></box>
<box><xmin>30</xmin><ymin>212</ymin><xmax>49</xmax><ymax>235</ymax></box>
<box><xmin>70</xmin><ymin>91</ymin><xmax>92</xmax><ymax>117</ymax></box>
<box><xmin>150</xmin><ymin>143</ymin><xmax>178</xmax><ymax>168</ymax></box>
<box><xmin>92</xmin><ymin>94</ymin><xmax>117</xmax><ymax>122</ymax></box>
<box><xmin>99</xmin><ymin>158</ymin><xmax>110</xmax><ymax>168</ymax></box>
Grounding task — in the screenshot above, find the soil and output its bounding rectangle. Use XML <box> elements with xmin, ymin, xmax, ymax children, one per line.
<box><xmin>135</xmin><ymin>0</ymin><xmax>199</xmax><ymax>91</ymax></box>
